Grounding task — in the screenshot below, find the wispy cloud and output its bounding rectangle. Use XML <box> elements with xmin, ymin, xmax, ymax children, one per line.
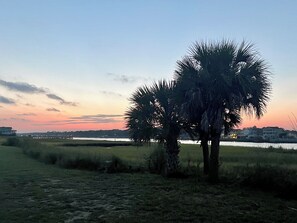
<box><xmin>0</xmin><ymin>79</ymin><xmax>77</xmax><ymax>106</ymax></box>
<box><xmin>46</xmin><ymin>108</ymin><xmax>61</xmax><ymax>112</ymax></box>
<box><xmin>34</xmin><ymin>114</ymin><xmax>123</xmax><ymax>126</ymax></box>
<box><xmin>46</xmin><ymin>94</ymin><xmax>77</xmax><ymax>106</ymax></box>
<box><xmin>107</xmin><ymin>73</ymin><xmax>151</xmax><ymax>84</ymax></box>
<box><xmin>70</xmin><ymin>114</ymin><xmax>123</xmax><ymax>119</ymax></box>
<box><xmin>16</xmin><ymin>94</ymin><xmax>24</xmax><ymax>99</ymax></box>
<box><xmin>0</xmin><ymin>117</ymin><xmax>29</xmax><ymax>122</ymax></box>
<box><xmin>24</xmin><ymin>103</ymin><xmax>35</xmax><ymax>107</ymax></box>
<box><xmin>17</xmin><ymin>113</ymin><xmax>37</xmax><ymax>116</ymax></box>
<box><xmin>99</xmin><ymin>90</ymin><xmax>125</xmax><ymax>98</ymax></box>
<box><xmin>0</xmin><ymin>79</ymin><xmax>46</xmax><ymax>93</ymax></box>
<box><xmin>0</xmin><ymin>95</ymin><xmax>15</xmax><ymax>104</ymax></box>
<box><xmin>10</xmin><ymin>117</ymin><xmax>29</xmax><ymax>122</ymax></box>
<box><xmin>67</xmin><ymin>114</ymin><xmax>123</xmax><ymax>124</ymax></box>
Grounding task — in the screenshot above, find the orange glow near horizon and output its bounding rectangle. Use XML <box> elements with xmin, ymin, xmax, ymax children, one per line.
<box><xmin>12</xmin><ymin>120</ymin><xmax>126</xmax><ymax>133</ymax></box>
<box><xmin>8</xmin><ymin>112</ymin><xmax>296</xmax><ymax>133</ymax></box>
<box><xmin>0</xmin><ymin>103</ymin><xmax>126</xmax><ymax>132</ymax></box>
<box><xmin>1</xmin><ymin>85</ymin><xmax>296</xmax><ymax>133</ymax></box>
<box><xmin>239</xmin><ymin>109</ymin><xmax>296</xmax><ymax>130</ymax></box>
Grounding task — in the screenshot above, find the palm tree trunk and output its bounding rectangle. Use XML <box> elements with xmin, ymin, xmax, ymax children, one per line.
<box><xmin>165</xmin><ymin>137</ymin><xmax>180</xmax><ymax>176</ymax></box>
<box><xmin>209</xmin><ymin>133</ymin><xmax>220</xmax><ymax>183</ymax></box>
<box><xmin>200</xmin><ymin>132</ymin><xmax>209</xmax><ymax>175</ymax></box>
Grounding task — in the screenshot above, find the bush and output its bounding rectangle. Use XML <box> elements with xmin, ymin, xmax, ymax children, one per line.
<box><xmin>106</xmin><ymin>155</ymin><xmax>128</xmax><ymax>173</ymax></box>
<box><xmin>59</xmin><ymin>155</ymin><xmax>103</xmax><ymax>171</ymax></box>
<box><xmin>146</xmin><ymin>146</ymin><xmax>166</xmax><ymax>174</ymax></box>
<box><xmin>241</xmin><ymin>165</ymin><xmax>297</xmax><ymax>199</ymax></box>
<box><xmin>42</xmin><ymin>152</ymin><xmax>60</xmax><ymax>165</ymax></box>
<box><xmin>25</xmin><ymin>149</ymin><xmax>41</xmax><ymax>159</ymax></box>
<box><xmin>3</xmin><ymin>137</ymin><xmax>21</xmax><ymax>146</ymax></box>
<box><xmin>19</xmin><ymin>138</ymin><xmax>48</xmax><ymax>158</ymax></box>
<box><xmin>265</xmin><ymin>146</ymin><xmax>297</xmax><ymax>154</ymax></box>
<box><xmin>16</xmin><ymin>137</ymin><xmax>43</xmax><ymax>150</ymax></box>
<box><xmin>4</xmin><ymin>137</ymin><xmax>44</xmax><ymax>157</ymax></box>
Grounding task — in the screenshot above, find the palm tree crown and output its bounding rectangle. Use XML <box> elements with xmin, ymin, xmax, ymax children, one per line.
<box><xmin>125</xmin><ymin>80</ymin><xmax>184</xmax><ymax>175</ymax></box>
<box><xmin>125</xmin><ymin>80</ymin><xmax>181</xmax><ymax>142</ymax></box>
<box><xmin>175</xmin><ymin>40</ymin><xmax>271</xmax><ymax>133</ymax></box>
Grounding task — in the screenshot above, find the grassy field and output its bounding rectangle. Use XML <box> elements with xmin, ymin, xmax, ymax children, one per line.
<box><xmin>1</xmin><ymin>137</ymin><xmax>297</xmax><ymax>222</ymax></box>
<box><xmin>10</xmin><ymin>137</ymin><xmax>297</xmax><ymax>170</ymax></box>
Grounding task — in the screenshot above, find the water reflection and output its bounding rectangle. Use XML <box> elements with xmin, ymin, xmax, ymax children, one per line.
<box><xmin>73</xmin><ymin>137</ymin><xmax>297</xmax><ymax>150</ymax></box>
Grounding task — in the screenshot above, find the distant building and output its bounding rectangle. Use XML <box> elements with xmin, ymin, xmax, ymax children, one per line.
<box><xmin>262</xmin><ymin>127</ymin><xmax>285</xmax><ymax>140</ymax></box>
<box><xmin>222</xmin><ymin>125</ymin><xmax>297</xmax><ymax>142</ymax></box>
<box><xmin>0</xmin><ymin>127</ymin><xmax>17</xmax><ymax>136</ymax></box>
<box><xmin>225</xmin><ymin>129</ymin><xmax>241</xmax><ymax>139</ymax></box>
<box><xmin>239</xmin><ymin>126</ymin><xmax>263</xmax><ymax>140</ymax></box>
<box><xmin>287</xmin><ymin>131</ymin><xmax>297</xmax><ymax>139</ymax></box>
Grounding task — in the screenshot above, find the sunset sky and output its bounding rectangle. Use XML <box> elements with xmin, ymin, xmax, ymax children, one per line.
<box><xmin>0</xmin><ymin>0</ymin><xmax>297</xmax><ymax>133</ymax></box>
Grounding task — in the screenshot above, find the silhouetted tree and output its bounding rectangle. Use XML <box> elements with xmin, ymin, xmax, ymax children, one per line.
<box><xmin>175</xmin><ymin>40</ymin><xmax>271</xmax><ymax>182</ymax></box>
<box><xmin>125</xmin><ymin>80</ymin><xmax>184</xmax><ymax>176</ymax></box>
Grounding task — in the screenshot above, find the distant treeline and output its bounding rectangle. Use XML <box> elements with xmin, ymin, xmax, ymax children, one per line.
<box><xmin>20</xmin><ymin>129</ymin><xmax>129</xmax><ymax>138</ymax></box>
<box><xmin>19</xmin><ymin>129</ymin><xmax>193</xmax><ymax>140</ymax></box>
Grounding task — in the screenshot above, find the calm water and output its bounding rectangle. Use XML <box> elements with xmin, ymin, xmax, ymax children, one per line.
<box><xmin>73</xmin><ymin>137</ymin><xmax>297</xmax><ymax>150</ymax></box>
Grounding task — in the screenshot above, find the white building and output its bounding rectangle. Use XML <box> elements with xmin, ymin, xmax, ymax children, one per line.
<box><xmin>262</xmin><ymin>127</ymin><xmax>285</xmax><ymax>140</ymax></box>
<box><xmin>0</xmin><ymin>127</ymin><xmax>17</xmax><ymax>136</ymax></box>
<box><xmin>240</xmin><ymin>126</ymin><xmax>263</xmax><ymax>140</ymax></box>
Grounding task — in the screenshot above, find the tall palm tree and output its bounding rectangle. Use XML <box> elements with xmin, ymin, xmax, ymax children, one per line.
<box><xmin>175</xmin><ymin>40</ymin><xmax>271</xmax><ymax>182</ymax></box>
<box><xmin>125</xmin><ymin>80</ymin><xmax>183</xmax><ymax>176</ymax></box>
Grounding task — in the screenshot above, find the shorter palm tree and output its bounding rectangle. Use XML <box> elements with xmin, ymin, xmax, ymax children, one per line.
<box><xmin>125</xmin><ymin>80</ymin><xmax>183</xmax><ymax>176</ymax></box>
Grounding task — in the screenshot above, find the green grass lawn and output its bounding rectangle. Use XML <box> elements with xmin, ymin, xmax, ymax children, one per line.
<box><xmin>1</xmin><ymin>140</ymin><xmax>297</xmax><ymax>222</ymax></box>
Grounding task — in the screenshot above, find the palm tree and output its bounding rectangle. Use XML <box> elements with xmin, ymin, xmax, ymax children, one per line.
<box><xmin>125</xmin><ymin>80</ymin><xmax>183</xmax><ymax>176</ymax></box>
<box><xmin>125</xmin><ymin>85</ymin><xmax>155</xmax><ymax>143</ymax></box>
<box><xmin>175</xmin><ymin>40</ymin><xmax>271</xmax><ymax>182</ymax></box>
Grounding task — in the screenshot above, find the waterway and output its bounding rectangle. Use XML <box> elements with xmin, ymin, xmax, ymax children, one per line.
<box><xmin>73</xmin><ymin>137</ymin><xmax>297</xmax><ymax>150</ymax></box>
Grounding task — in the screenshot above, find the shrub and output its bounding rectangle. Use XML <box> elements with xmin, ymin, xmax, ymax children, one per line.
<box><xmin>105</xmin><ymin>155</ymin><xmax>128</xmax><ymax>173</ymax></box>
<box><xmin>24</xmin><ymin>149</ymin><xmax>41</xmax><ymax>159</ymax></box>
<box><xmin>264</xmin><ymin>146</ymin><xmax>297</xmax><ymax>154</ymax></box>
<box><xmin>241</xmin><ymin>165</ymin><xmax>297</xmax><ymax>199</ymax></box>
<box><xmin>42</xmin><ymin>152</ymin><xmax>60</xmax><ymax>164</ymax></box>
<box><xmin>183</xmin><ymin>162</ymin><xmax>201</xmax><ymax>177</ymax></box>
<box><xmin>3</xmin><ymin>137</ymin><xmax>21</xmax><ymax>146</ymax></box>
<box><xmin>57</xmin><ymin>155</ymin><xmax>101</xmax><ymax>170</ymax></box>
<box><xmin>14</xmin><ymin>137</ymin><xmax>43</xmax><ymax>151</ymax></box>
<box><xmin>146</xmin><ymin>146</ymin><xmax>166</xmax><ymax>174</ymax></box>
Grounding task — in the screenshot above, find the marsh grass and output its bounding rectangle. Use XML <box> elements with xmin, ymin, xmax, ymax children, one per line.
<box><xmin>4</xmin><ymin>137</ymin><xmax>297</xmax><ymax>199</ymax></box>
<box><xmin>5</xmin><ymin>137</ymin><xmax>297</xmax><ymax>170</ymax></box>
<box><xmin>5</xmin><ymin>137</ymin><xmax>139</xmax><ymax>172</ymax></box>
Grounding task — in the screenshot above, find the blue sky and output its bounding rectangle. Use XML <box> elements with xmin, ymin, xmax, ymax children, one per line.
<box><xmin>0</xmin><ymin>0</ymin><xmax>296</xmax><ymax>132</ymax></box>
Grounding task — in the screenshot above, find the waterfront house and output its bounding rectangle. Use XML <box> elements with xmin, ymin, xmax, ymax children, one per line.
<box><xmin>0</xmin><ymin>127</ymin><xmax>17</xmax><ymax>136</ymax></box>
<box><xmin>262</xmin><ymin>127</ymin><xmax>286</xmax><ymax>140</ymax></box>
